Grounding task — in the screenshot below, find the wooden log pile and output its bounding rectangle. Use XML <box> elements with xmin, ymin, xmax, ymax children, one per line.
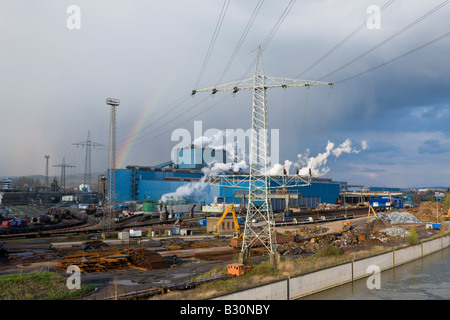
<box><xmin>129</xmin><ymin>249</ymin><xmax>168</xmax><ymax>270</ymax></box>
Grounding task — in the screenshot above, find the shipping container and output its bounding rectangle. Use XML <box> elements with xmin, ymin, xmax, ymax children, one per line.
<box><xmin>129</xmin><ymin>229</ymin><xmax>142</xmax><ymax>237</ymax></box>
<box><xmin>118</xmin><ymin>232</ymin><xmax>129</xmax><ymax>240</ymax></box>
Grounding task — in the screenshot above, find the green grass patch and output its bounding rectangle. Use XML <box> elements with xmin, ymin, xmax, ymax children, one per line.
<box><xmin>0</xmin><ymin>272</ymin><xmax>94</xmax><ymax>300</ymax></box>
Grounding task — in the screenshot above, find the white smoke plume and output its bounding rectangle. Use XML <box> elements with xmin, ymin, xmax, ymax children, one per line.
<box><xmin>160</xmin><ymin>136</ymin><xmax>248</xmax><ymax>203</ymax></box>
<box><xmin>268</xmin><ymin>160</ymin><xmax>293</xmax><ymax>175</ymax></box>
<box><xmin>269</xmin><ymin>139</ymin><xmax>368</xmax><ymax>177</ymax></box>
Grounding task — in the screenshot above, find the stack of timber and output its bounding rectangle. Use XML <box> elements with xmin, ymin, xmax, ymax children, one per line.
<box><xmin>129</xmin><ymin>249</ymin><xmax>168</xmax><ymax>269</ymax></box>
<box><xmin>56</xmin><ymin>251</ymin><xmax>131</xmax><ymax>273</ymax></box>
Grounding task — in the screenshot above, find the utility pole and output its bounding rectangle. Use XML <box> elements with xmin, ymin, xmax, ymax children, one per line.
<box><xmin>53</xmin><ymin>157</ymin><xmax>75</xmax><ymax>194</ymax></box>
<box><xmin>193</xmin><ymin>47</ymin><xmax>332</xmax><ymax>263</ymax></box>
<box><xmin>44</xmin><ymin>155</ymin><xmax>50</xmax><ymax>189</ymax></box>
<box><xmin>104</xmin><ymin>98</ymin><xmax>120</xmax><ymax>235</ymax></box>
<box><xmin>72</xmin><ymin>131</ymin><xmax>104</xmax><ymax>192</ymax></box>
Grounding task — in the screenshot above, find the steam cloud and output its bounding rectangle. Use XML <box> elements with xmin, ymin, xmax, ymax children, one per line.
<box><xmin>270</xmin><ymin>139</ymin><xmax>368</xmax><ymax>177</ymax></box>
<box><xmin>161</xmin><ymin>136</ymin><xmax>367</xmax><ymax>202</ymax></box>
<box><xmin>160</xmin><ymin>133</ymin><xmax>248</xmax><ymax>203</ymax></box>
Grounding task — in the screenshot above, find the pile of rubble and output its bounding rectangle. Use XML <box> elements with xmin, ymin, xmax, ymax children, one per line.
<box><xmin>407</xmin><ymin>201</ymin><xmax>448</xmax><ymax>222</ymax></box>
<box><xmin>284</xmin><ymin>225</ymin><xmax>329</xmax><ymax>238</ymax></box>
<box><xmin>278</xmin><ymin>230</ymin><xmax>361</xmax><ymax>255</ymax></box>
<box><xmin>376</xmin><ymin>212</ymin><xmax>421</xmax><ymax>224</ymax></box>
<box><xmin>380</xmin><ymin>227</ymin><xmax>410</xmax><ymax>238</ymax></box>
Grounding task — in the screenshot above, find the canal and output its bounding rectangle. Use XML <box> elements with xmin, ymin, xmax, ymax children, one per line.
<box><xmin>300</xmin><ymin>246</ymin><xmax>450</xmax><ymax>300</ymax></box>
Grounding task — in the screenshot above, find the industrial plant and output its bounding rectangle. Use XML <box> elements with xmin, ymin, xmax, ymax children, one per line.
<box><xmin>1</xmin><ymin>1</ymin><xmax>450</xmax><ymax>304</ymax></box>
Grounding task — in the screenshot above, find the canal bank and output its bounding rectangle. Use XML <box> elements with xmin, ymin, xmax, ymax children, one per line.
<box><xmin>301</xmin><ymin>245</ymin><xmax>450</xmax><ymax>300</ymax></box>
<box><xmin>212</xmin><ymin>234</ymin><xmax>450</xmax><ymax>300</ymax></box>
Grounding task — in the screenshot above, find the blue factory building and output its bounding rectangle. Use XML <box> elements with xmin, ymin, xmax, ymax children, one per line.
<box><xmin>114</xmin><ymin>165</ymin><xmax>342</xmax><ymax>207</ymax></box>
<box><xmin>111</xmin><ymin>146</ymin><xmax>343</xmax><ymax>209</ymax></box>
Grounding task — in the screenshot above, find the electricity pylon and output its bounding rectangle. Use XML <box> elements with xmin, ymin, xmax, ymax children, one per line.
<box><xmin>193</xmin><ymin>47</ymin><xmax>332</xmax><ymax>262</ymax></box>
<box><xmin>53</xmin><ymin>157</ymin><xmax>75</xmax><ymax>194</ymax></box>
<box><xmin>72</xmin><ymin>131</ymin><xmax>104</xmax><ymax>192</ymax></box>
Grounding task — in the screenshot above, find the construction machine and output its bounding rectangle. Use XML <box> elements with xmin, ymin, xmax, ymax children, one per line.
<box><xmin>368</xmin><ymin>205</ymin><xmax>378</xmax><ymax>220</ymax></box>
<box><xmin>338</xmin><ymin>220</ymin><xmax>353</xmax><ymax>233</ymax></box>
<box><xmin>213</xmin><ymin>205</ymin><xmax>243</xmax><ymax>238</ymax></box>
<box><xmin>441</xmin><ymin>208</ymin><xmax>450</xmax><ymax>221</ymax></box>
<box><xmin>227</xmin><ymin>263</ymin><xmax>251</xmax><ymax>276</ymax></box>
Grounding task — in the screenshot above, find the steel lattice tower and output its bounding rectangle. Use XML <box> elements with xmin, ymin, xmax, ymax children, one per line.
<box><xmin>72</xmin><ymin>131</ymin><xmax>104</xmax><ymax>191</ymax></box>
<box><xmin>193</xmin><ymin>48</ymin><xmax>332</xmax><ymax>261</ymax></box>
<box><xmin>53</xmin><ymin>157</ymin><xmax>75</xmax><ymax>194</ymax></box>
<box><xmin>105</xmin><ymin>98</ymin><xmax>120</xmax><ymax>234</ymax></box>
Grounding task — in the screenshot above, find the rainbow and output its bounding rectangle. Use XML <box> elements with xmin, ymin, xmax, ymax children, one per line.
<box><xmin>116</xmin><ymin>77</ymin><xmax>183</xmax><ymax>168</ymax></box>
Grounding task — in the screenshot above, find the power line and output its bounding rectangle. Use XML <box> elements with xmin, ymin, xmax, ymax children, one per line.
<box><xmin>295</xmin><ymin>0</ymin><xmax>396</xmax><ymax>78</ymax></box>
<box><xmin>216</xmin><ymin>0</ymin><xmax>265</xmax><ymax>85</ymax></box>
<box><xmin>194</xmin><ymin>0</ymin><xmax>231</xmax><ymax>89</ymax></box>
<box><xmin>115</xmin><ymin>93</ymin><xmax>232</xmax><ymax>151</ymax></box>
<box><xmin>240</xmin><ymin>0</ymin><xmax>297</xmax><ymax>79</ymax></box>
<box><xmin>260</xmin><ymin>0</ymin><xmax>296</xmax><ymax>52</ymax></box>
<box><xmin>334</xmin><ymin>31</ymin><xmax>450</xmax><ymax>84</ymax></box>
<box><xmin>320</xmin><ymin>0</ymin><xmax>449</xmax><ymax>80</ymax></box>
<box><xmin>115</xmin><ymin>94</ymin><xmax>210</xmax><ymax>150</ymax></box>
<box><xmin>115</xmin><ymin>94</ymin><xmax>191</xmax><ymax>147</ymax></box>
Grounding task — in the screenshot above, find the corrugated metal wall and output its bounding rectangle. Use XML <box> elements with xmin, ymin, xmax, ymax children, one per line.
<box><xmin>113</xmin><ymin>168</ymin><xmax>341</xmax><ymax>206</ymax></box>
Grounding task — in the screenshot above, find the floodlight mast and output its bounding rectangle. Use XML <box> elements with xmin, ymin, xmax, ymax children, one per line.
<box><xmin>193</xmin><ymin>47</ymin><xmax>332</xmax><ymax>262</ymax></box>
<box><xmin>105</xmin><ymin>98</ymin><xmax>120</xmax><ymax>235</ymax></box>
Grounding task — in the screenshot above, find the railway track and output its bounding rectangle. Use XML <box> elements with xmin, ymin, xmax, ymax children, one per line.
<box><xmin>0</xmin><ymin>214</ymin><xmax>178</xmax><ymax>239</ymax></box>
<box><xmin>0</xmin><ymin>207</ymin><xmax>370</xmax><ymax>240</ymax></box>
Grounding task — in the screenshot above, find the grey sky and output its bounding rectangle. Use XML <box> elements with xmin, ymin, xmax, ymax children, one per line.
<box><xmin>1</xmin><ymin>0</ymin><xmax>450</xmax><ymax>188</ymax></box>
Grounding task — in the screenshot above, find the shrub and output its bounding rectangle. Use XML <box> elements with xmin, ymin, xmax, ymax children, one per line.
<box><xmin>314</xmin><ymin>244</ymin><xmax>343</xmax><ymax>257</ymax></box>
<box><xmin>407</xmin><ymin>227</ymin><xmax>419</xmax><ymax>245</ymax></box>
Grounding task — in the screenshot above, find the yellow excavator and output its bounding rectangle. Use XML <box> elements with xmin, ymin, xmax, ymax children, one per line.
<box><xmin>368</xmin><ymin>204</ymin><xmax>378</xmax><ymax>220</ymax></box>
<box><xmin>213</xmin><ymin>205</ymin><xmax>243</xmax><ymax>238</ymax></box>
<box><xmin>441</xmin><ymin>208</ymin><xmax>450</xmax><ymax>221</ymax></box>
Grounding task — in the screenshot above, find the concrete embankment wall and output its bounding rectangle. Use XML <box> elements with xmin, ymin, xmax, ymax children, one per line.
<box><xmin>213</xmin><ymin>235</ymin><xmax>450</xmax><ymax>300</ymax></box>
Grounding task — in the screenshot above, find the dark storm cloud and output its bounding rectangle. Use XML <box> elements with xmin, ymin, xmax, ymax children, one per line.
<box><xmin>1</xmin><ymin>1</ymin><xmax>449</xmax><ymax>188</ymax></box>
<box><xmin>418</xmin><ymin>139</ymin><xmax>450</xmax><ymax>154</ymax></box>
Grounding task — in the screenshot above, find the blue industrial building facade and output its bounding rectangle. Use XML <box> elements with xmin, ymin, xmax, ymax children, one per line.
<box><xmin>112</xmin><ymin>165</ymin><xmax>343</xmax><ymax>208</ymax></box>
